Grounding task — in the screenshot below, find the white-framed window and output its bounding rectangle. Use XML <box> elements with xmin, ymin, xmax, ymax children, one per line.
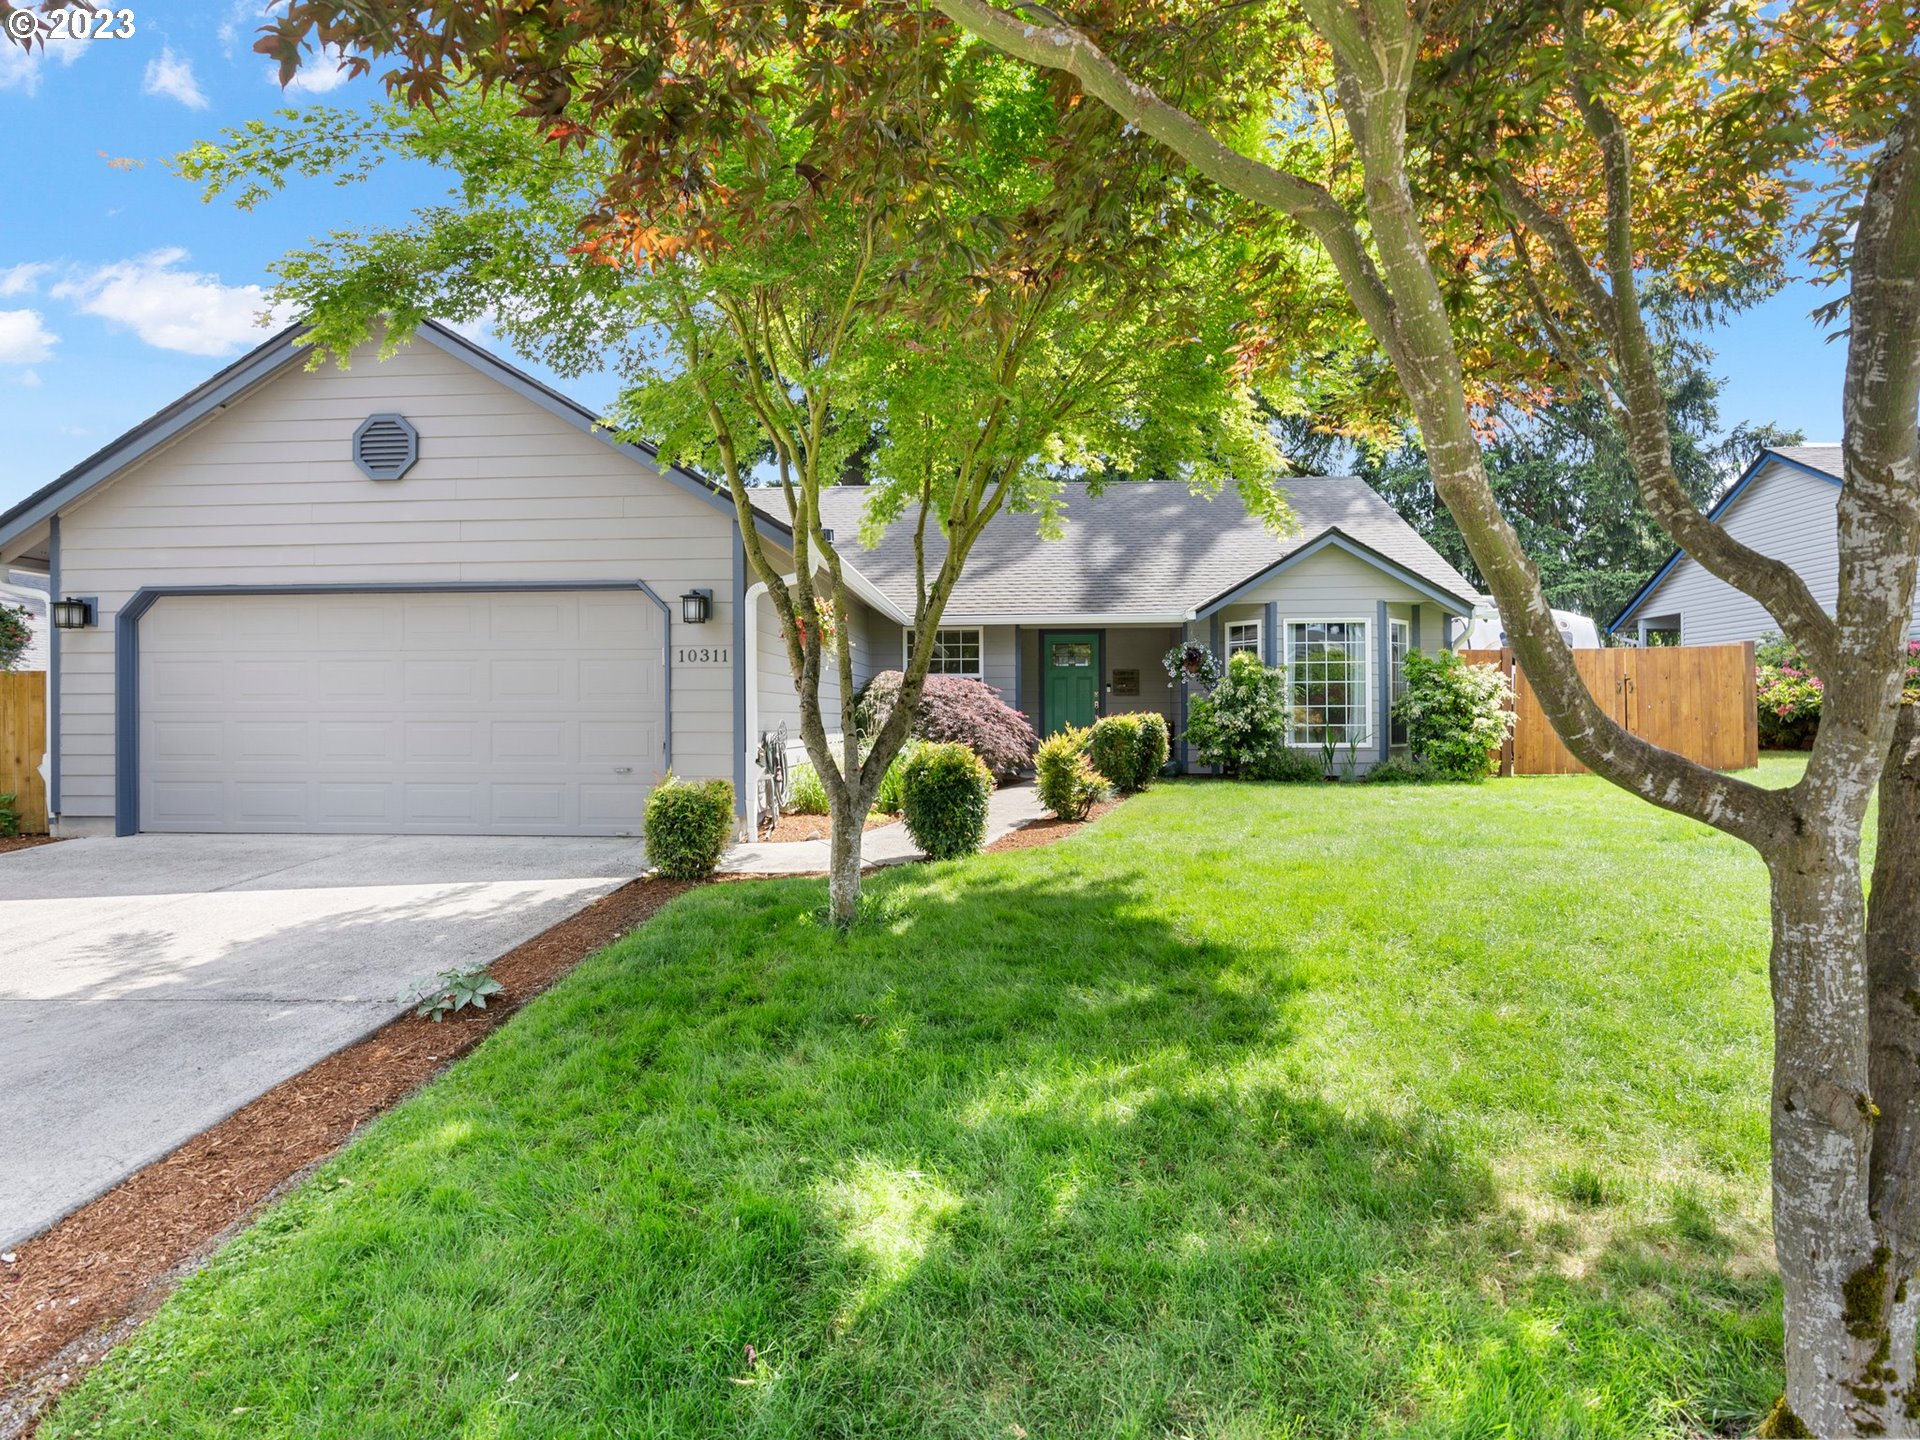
<box><xmin>904</xmin><ymin>626</ymin><xmax>983</xmax><ymax>677</ymax></box>
<box><xmin>1225</xmin><ymin>619</ymin><xmax>1262</xmax><ymax>658</ymax></box>
<box><xmin>1389</xmin><ymin>618</ymin><xmax>1411</xmax><ymax>746</ymax></box>
<box><xmin>1286</xmin><ymin>619</ymin><xmax>1370</xmax><ymax>747</ymax></box>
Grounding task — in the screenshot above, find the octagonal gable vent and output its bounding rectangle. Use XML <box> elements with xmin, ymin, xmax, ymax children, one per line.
<box><xmin>352</xmin><ymin>413</ymin><xmax>419</xmax><ymax>480</ymax></box>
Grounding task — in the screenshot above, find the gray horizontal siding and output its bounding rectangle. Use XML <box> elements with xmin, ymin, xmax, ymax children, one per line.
<box><xmin>56</xmin><ymin>338</ymin><xmax>739</xmax><ymax>823</ymax></box>
<box><xmin>1633</xmin><ymin>458</ymin><xmax>1920</xmax><ymax>644</ymax></box>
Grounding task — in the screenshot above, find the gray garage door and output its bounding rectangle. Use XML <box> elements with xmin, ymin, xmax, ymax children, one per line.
<box><xmin>138</xmin><ymin>590</ymin><xmax>662</xmax><ymax>835</ymax></box>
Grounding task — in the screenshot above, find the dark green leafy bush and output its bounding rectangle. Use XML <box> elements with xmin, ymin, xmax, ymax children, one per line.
<box><xmin>1245</xmin><ymin>745</ymin><xmax>1323</xmax><ymax>783</ymax></box>
<box><xmin>1393</xmin><ymin>651</ymin><xmax>1515</xmax><ymax>782</ymax></box>
<box><xmin>1086</xmin><ymin>712</ymin><xmax>1170</xmax><ymax>792</ymax></box>
<box><xmin>644</xmin><ymin>776</ymin><xmax>736</xmax><ymax>880</ymax></box>
<box><xmin>1036</xmin><ymin>725</ymin><xmax>1107</xmax><ymax>819</ymax></box>
<box><xmin>900</xmin><ymin>742</ymin><xmax>993</xmax><ymax>860</ymax></box>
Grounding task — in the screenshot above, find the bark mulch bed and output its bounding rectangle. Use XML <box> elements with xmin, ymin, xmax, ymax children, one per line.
<box><xmin>0</xmin><ymin>837</ymin><xmax>62</xmax><ymax>856</ymax></box>
<box><xmin>757</xmin><ymin>811</ymin><xmax>896</xmax><ymax>844</ymax></box>
<box><xmin>0</xmin><ymin>875</ymin><xmax>690</xmax><ymax>1435</ymax></box>
<box><xmin>983</xmin><ymin>798</ymin><xmax>1123</xmax><ymax>853</ymax></box>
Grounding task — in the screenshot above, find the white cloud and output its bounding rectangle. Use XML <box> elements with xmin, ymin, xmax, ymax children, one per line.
<box><xmin>143</xmin><ymin>46</ymin><xmax>208</xmax><ymax>109</ymax></box>
<box><xmin>49</xmin><ymin>250</ymin><xmax>294</xmax><ymax>357</ymax></box>
<box><xmin>0</xmin><ymin>263</ymin><xmax>49</xmax><ymax>298</ymax></box>
<box><xmin>274</xmin><ymin>43</ymin><xmax>352</xmax><ymax>93</ymax></box>
<box><xmin>0</xmin><ymin>311</ymin><xmax>57</xmax><ymax>365</ymax></box>
<box><xmin>14</xmin><ymin>369</ymin><xmax>41</xmax><ymax>387</ymax></box>
<box><xmin>0</xmin><ymin>27</ymin><xmax>91</xmax><ymax>96</ymax></box>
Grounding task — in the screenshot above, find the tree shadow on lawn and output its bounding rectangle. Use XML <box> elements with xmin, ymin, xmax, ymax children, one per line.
<box><xmin>43</xmin><ymin>860</ymin><xmax>1783</xmax><ymax>1440</ymax></box>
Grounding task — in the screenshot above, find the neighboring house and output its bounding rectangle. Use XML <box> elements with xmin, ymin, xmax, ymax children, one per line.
<box><xmin>0</xmin><ymin>571</ymin><xmax>49</xmax><ymax>671</ymax></box>
<box><xmin>0</xmin><ymin>322</ymin><xmax>1476</xmax><ymax>840</ymax></box>
<box><xmin>1610</xmin><ymin>444</ymin><xmax>1920</xmax><ymax>647</ymax></box>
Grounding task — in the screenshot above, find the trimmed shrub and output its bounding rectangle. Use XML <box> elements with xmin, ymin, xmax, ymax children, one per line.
<box><xmin>1364</xmin><ymin>756</ymin><xmax>1436</xmax><ymax>785</ymax></box>
<box><xmin>1133</xmin><ymin>712</ymin><xmax>1171</xmax><ymax>787</ymax></box>
<box><xmin>1245</xmin><ymin>745</ymin><xmax>1324</xmax><ymax>783</ymax></box>
<box><xmin>1086</xmin><ymin>712</ymin><xmax>1170</xmax><ymax>793</ymax></box>
<box><xmin>1183</xmin><ymin>651</ymin><xmax>1287</xmax><ymax>776</ymax></box>
<box><xmin>1393</xmin><ymin>650</ymin><xmax>1515</xmax><ymax>781</ymax></box>
<box><xmin>786</xmin><ymin>762</ymin><xmax>830</xmax><ymax>815</ymax></box>
<box><xmin>645</xmin><ymin>776</ymin><xmax>735</xmax><ymax>880</ymax></box>
<box><xmin>855</xmin><ymin>670</ymin><xmax>1037</xmax><ymax>777</ymax></box>
<box><xmin>1036</xmin><ymin>725</ymin><xmax>1107</xmax><ymax>819</ymax></box>
<box><xmin>900</xmin><ymin>742</ymin><xmax>993</xmax><ymax>860</ymax></box>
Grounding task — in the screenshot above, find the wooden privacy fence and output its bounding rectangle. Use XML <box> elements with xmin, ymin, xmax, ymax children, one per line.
<box><xmin>0</xmin><ymin>671</ymin><xmax>48</xmax><ymax>833</ymax></box>
<box><xmin>1458</xmin><ymin>642</ymin><xmax>1758</xmax><ymax>777</ymax></box>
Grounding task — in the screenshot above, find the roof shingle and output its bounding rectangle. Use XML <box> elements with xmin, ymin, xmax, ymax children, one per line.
<box><xmin>753</xmin><ymin>478</ymin><xmax>1477</xmax><ymax>620</ymax></box>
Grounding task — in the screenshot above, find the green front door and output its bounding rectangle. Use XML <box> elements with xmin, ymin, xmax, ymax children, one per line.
<box><xmin>1043</xmin><ymin>633</ymin><xmax>1100</xmax><ymax>736</ymax></box>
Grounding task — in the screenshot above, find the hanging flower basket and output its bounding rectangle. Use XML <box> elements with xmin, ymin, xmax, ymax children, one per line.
<box><xmin>1163</xmin><ymin>642</ymin><xmax>1223</xmax><ymax>694</ymax></box>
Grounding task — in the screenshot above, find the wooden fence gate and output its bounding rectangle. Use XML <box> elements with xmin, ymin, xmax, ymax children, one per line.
<box><xmin>0</xmin><ymin>671</ymin><xmax>48</xmax><ymax>833</ymax></box>
<box><xmin>1458</xmin><ymin>642</ymin><xmax>1758</xmax><ymax>777</ymax></box>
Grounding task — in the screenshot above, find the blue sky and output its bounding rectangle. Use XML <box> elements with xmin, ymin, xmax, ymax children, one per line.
<box><xmin>0</xmin><ymin>4</ymin><xmax>1849</xmax><ymax>517</ymax></box>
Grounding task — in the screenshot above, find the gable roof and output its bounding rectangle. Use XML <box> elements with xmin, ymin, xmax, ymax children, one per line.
<box><xmin>0</xmin><ymin>320</ymin><xmax>794</xmax><ymax>561</ymax></box>
<box><xmin>1606</xmin><ymin>444</ymin><xmax>1843</xmax><ymax>633</ymax></box>
<box><xmin>751</xmin><ymin>477</ymin><xmax>1478</xmax><ymax>623</ymax></box>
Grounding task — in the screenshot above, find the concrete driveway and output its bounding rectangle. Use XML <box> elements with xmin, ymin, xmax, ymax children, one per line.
<box><xmin>0</xmin><ymin>833</ymin><xmax>648</xmax><ymax>1250</ymax></box>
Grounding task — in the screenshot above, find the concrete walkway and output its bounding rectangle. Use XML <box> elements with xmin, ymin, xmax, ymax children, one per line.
<box><xmin>0</xmin><ymin>833</ymin><xmax>648</xmax><ymax>1250</ymax></box>
<box><xmin>720</xmin><ymin>782</ymin><xmax>1047</xmax><ymax>875</ymax></box>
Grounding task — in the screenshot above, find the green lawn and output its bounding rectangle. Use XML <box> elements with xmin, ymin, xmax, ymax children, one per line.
<box><xmin>47</xmin><ymin>762</ymin><xmax>1808</xmax><ymax>1439</ymax></box>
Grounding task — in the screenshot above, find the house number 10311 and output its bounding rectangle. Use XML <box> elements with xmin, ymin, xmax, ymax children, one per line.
<box><xmin>676</xmin><ymin>645</ymin><xmax>730</xmax><ymax>665</ymax></box>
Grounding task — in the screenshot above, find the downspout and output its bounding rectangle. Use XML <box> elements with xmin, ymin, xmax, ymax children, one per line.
<box><xmin>744</xmin><ymin>579</ymin><xmax>767</xmax><ymax>836</ymax></box>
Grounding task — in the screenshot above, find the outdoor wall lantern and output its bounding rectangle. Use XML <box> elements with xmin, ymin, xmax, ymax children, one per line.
<box><xmin>680</xmin><ymin>589</ymin><xmax>713</xmax><ymax>625</ymax></box>
<box><xmin>51</xmin><ymin>596</ymin><xmax>95</xmax><ymax>630</ymax></box>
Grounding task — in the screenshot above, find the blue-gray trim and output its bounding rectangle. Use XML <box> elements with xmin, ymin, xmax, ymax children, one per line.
<box><xmin>1606</xmin><ymin>448</ymin><xmax>1846</xmax><ymax>633</ymax></box>
<box><xmin>731</xmin><ymin>541</ymin><xmax>747</xmax><ymax>821</ymax></box>
<box><xmin>351</xmin><ymin>412</ymin><xmax>419</xmax><ymax>481</ymax></box>
<box><xmin>0</xmin><ymin>319</ymin><xmax>796</xmax><ymax>556</ymax></box>
<box><xmin>1376</xmin><ymin>600</ymin><xmax>1391</xmax><ymax>762</ymax></box>
<box><xmin>1262</xmin><ymin>602</ymin><xmax>1277</xmax><ymax>667</ymax></box>
<box><xmin>47</xmin><ymin>515</ymin><xmax>59</xmax><ymax>817</ymax></box>
<box><xmin>1013</xmin><ymin>625</ymin><xmax>1024</xmax><ymax>718</ymax></box>
<box><xmin>113</xmin><ymin>580</ymin><xmax>674</xmax><ymax>838</ymax></box>
<box><xmin>1192</xmin><ymin>528</ymin><xmax>1477</xmax><ymax>618</ymax></box>
<box><xmin>1411</xmin><ymin>604</ymin><xmax>1422</xmax><ymax>653</ymax></box>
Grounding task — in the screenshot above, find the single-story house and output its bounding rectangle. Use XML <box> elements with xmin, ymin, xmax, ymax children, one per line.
<box><xmin>1610</xmin><ymin>444</ymin><xmax>1920</xmax><ymax>647</ymax></box>
<box><xmin>0</xmin><ymin>322</ymin><xmax>1477</xmax><ymax>840</ymax></box>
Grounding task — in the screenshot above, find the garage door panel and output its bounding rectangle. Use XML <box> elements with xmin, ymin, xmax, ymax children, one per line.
<box><xmin>404</xmin><ymin>721</ymin><xmax>481</xmax><ymax>764</ymax></box>
<box><xmin>493</xmin><ymin>657</ymin><xmax>570</xmax><ymax>705</ymax></box>
<box><xmin>316</xmin><ymin>720</ymin><xmax>397</xmax><ymax>765</ymax></box>
<box><xmin>318</xmin><ymin>657</ymin><xmax>400</xmax><ymax>702</ymax></box>
<box><xmin>405</xmin><ymin>783</ymin><xmax>481</xmax><ymax>826</ymax></box>
<box><xmin>231</xmin><ymin>721</ymin><xmax>307</xmax><ymax>763</ymax></box>
<box><xmin>233</xmin><ymin>781</ymin><xmax>311</xmax><ymax>827</ymax></box>
<box><xmin>140</xmin><ymin>591</ymin><xmax>664</xmax><ymax>836</ymax></box>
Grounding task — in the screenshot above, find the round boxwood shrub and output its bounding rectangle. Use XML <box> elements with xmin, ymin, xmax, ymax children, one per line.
<box><xmin>644</xmin><ymin>776</ymin><xmax>736</xmax><ymax>880</ymax></box>
<box><xmin>899</xmin><ymin>742</ymin><xmax>993</xmax><ymax>860</ymax></box>
<box><xmin>872</xmin><ymin>738</ymin><xmax>918</xmax><ymax>815</ymax></box>
<box><xmin>1086</xmin><ymin>712</ymin><xmax>1172</xmax><ymax>792</ymax></box>
<box><xmin>1036</xmin><ymin>725</ymin><xmax>1107</xmax><ymax>819</ymax></box>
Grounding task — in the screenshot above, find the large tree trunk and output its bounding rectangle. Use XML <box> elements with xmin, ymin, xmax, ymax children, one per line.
<box><xmin>1765</xmin><ymin>826</ymin><xmax>1886</xmax><ymax>1435</ymax></box>
<box><xmin>826</xmin><ymin>785</ymin><xmax>866</xmax><ymax>925</ymax></box>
